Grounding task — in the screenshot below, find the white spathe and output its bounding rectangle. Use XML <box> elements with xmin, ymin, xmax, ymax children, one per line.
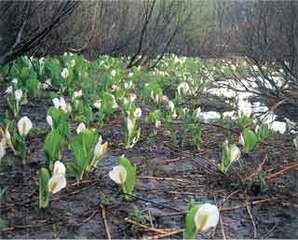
<box><xmin>168</xmin><ymin>101</ymin><xmax>175</xmax><ymax>112</ymax></box>
<box><xmin>93</xmin><ymin>100</ymin><xmax>102</xmax><ymax>109</ymax></box>
<box><xmin>17</xmin><ymin>116</ymin><xmax>33</xmax><ymax>136</ymax></box>
<box><xmin>5</xmin><ymin>86</ymin><xmax>13</xmax><ymax>94</ymax></box>
<box><xmin>194</xmin><ymin>203</ymin><xmax>220</xmax><ymax>233</ymax></box>
<box><xmin>109</xmin><ymin>165</ymin><xmax>127</xmax><ymax>185</ymax></box>
<box><xmin>0</xmin><ymin>142</ymin><xmax>6</xmax><ymax>161</ymax></box>
<box><xmin>14</xmin><ymin>89</ymin><xmax>23</xmax><ymax>102</ymax></box>
<box><xmin>53</xmin><ymin>161</ymin><xmax>66</xmax><ymax>176</ymax></box>
<box><xmin>76</xmin><ymin>122</ymin><xmax>86</xmax><ymax>134</ymax></box>
<box><xmin>46</xmin><ymin>115</ymin><xmax>54</xmax><ymax>129</ymax></box>
<box><xmin>73</xmin><ymin>89</ymin><xmax>83</xmax><ymax>98</ymax></box>
<box><xmin>52</xmin><ymin>97</ymin><xmax>71</xmax><ymax>113</ymax></box>
<box><xmin>129</xmin><ymin>93</ymin><xmax>137</xmax><ymax>102</ymax></box>
<box><xmin>48</xmin><ymin>174</ymin><xmax>67</xmax><ymax>194</ymax></box>
<box><xmin>230</xmin><ymin>144</ymin><xmax>241</xmax><ymax>162</ymax></box>
<box><xmin>177</xmin><ymin>82</ymin><xmax>190</xmax><ymax>95</ymax></box>
<box><xmin>94</xmin><ymin>137</ymin><xmax>108</xmax><ymax>158</ymax></box>
<box><xmin>127</xmin><ymin>117</ymin><xmax>134</xmax><ymax>135</ymax></box>
<box><xmin>61</xmin><ymin>68</ymin><xmax>69</xmax><ymax>79</ymax></box>
<box><xmin>134</xmin><ymin>108</ymin><xmax>142</xmax><ymax>119</ymax></box>
<box><xmin>155</xmin><ymin>120</ymin><xmax>161</xmax><ymax>128</ymax></box>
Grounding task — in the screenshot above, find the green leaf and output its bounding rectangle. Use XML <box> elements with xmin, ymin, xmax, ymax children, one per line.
<box><xmin>238</xmin><ymin>114</ymin><xmax>252</xmax><ymax>129</ymax></box>
<box><xmin>118</xmin><ymin>156</ymin><xmax>136</xmax><ymax>198</ymax></box>
<box><xmin>183</xmin><ymin>204</ymin><xmax>200</xmax><ymax>240</ymax></box>
<box><xmin>220</xmin><ymin>141</ymin><xmax>231</xmax><ymax>173</ymax></box>
<box><xmin>69</xmin><ymin>129</ymin><xmax>97</xmax><ymax>182</ymax></box>
<box><xmin>47</xmin><ymin>107</ymin><xmax>69</xmax><ymax>136</ymax></box>
<box><xmin>43</xmin><ymin>129</ymin><xmax>64</xmax><ymax>167</ymax></box>
<box><xmin>39</xmin><ymin>168</ymin><xmax>50</xmax><ymax>208</ymax></box>
<box><xmin>243</xmin><ymin>128</ymin><xmax>258</xmax><ymax>153</ymax></box>
<box><xmin>256</xmin><ymin>123</ymin><xmax>269</xmax><ymax>141</ymax></box>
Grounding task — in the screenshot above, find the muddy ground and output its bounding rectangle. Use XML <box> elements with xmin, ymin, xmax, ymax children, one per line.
<box><xmin>0</xmin><ymin>95</ymin><xmax>298</xmax><ymax>239</ymax></box>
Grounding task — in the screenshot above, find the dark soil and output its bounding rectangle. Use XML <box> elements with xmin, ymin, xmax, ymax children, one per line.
<box><xmin>0</xmin><ymin>94</ymin><xmax>298</xmax><ymax>239</ymax></box>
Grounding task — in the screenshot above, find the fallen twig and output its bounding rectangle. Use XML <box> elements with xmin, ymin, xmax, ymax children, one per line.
<box><xmin>245</xmin><ymin>200</ymin><xmax>257</xmax><ymax>238</ymax></box>
<box><xmin>138</xmin><ymin>175</ymin><xmax>191</xmax><ymax>184</ymax></box>
<box><xmin>100</xmin><ymin>204</ymin><xmax>112</xmax><ymax>240</ymax></box>
<box><xmin>124</xmin><ymin>218</ymin><xmax>168</xmax><ymax>234</ymax></box>
<box><xmin>143</xmin><ymin>229</ymin><xmax>183</xmax><ymax>240</ymax></box>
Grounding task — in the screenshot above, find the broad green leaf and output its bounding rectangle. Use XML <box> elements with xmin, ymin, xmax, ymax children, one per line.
<box><xmin>69</xmin><ymin>129</ymin><xmax>97</xmax><ymax>182</ymax></box>
<box><xmin>43</xmin><ymin>129</ymin><xmax>64</xmax><ymax>167</ymax></box>
<box><xmin>118</xmin><ymin>156</ymin><xmax>136</xmax><ymax>198</ymax></box>
<box><xmin>183</xmin><ymin>204</ymin><xmax>200</xmax><ymax>240</ymax></box>
<box><xmin>243</xmin><ymin>128</ymin><xmax>258</xmax><ymax>153</ymax></box>
<box><xmin>238</xmin><ymin>114</ymin><xmax>252</xmax><ymax>129</ymax></box>
<box><xmin>47</xmin><ymin>107</ymin><xmax>69</xmax><ymax>136</ymax></box>
<box><xmin>256</xmin><ymin>123</ymin><xmax>269</xmax><ymax>141</ymax></box>
<box><xmin>39</xmin><ymin>168</ymin><xmax>50</xmax><ymax>208</ymax></box>
<box><xmin>220</xmin><ymin>142</ymin><xmax>231</xmax><ymax>173</ymax></box>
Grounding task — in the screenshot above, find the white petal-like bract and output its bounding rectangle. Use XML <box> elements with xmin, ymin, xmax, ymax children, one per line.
<box><xmin>109</xmin><ymin>165</ymin><xmax>127</xmax><ymax>185</ymax></box>
<box><xmin>46</xmin><ymin>115</ymin><xmax>54</xmax><ymax>129</ymax></box>
<box><xmin>14</xmin><ymin>89</ymin><xmax>23</xmax><ymax>102</ymax></box>
<box><xmin>17</xmin><ymin>116</ymin><xmax>33</xmax><ymax>136</ymax></box>
<box><xmin>194</xmin><ymin>203</ymin><xmax>220</xmax><ymax>233</ymax></box>
<box><xmin>53</xmin><ymin>161</ymin><xmax>66</xmax><ymax>176</ymax></box>
<box><xmin>48</xmin><ymin>174</ymin><xmax>67</xmax><ymax>194</ymax></box>
<box><xmin>76</xmin><ymin>122</ymin><xmax>86</xmax><ymax>134</ymax></box>
<box><xmin>230</xmin><ymin>144</ymin><xmax>241</xmax><ymax>162</ymax></box>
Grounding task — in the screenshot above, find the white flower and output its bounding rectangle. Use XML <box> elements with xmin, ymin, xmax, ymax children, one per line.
<box><xmin>48</xmin><ymin>174</ymin><xmax>67</xmax><ymax>194</ymax></box>
<box><xmin>111</xmin><ymin>95</ymin><xmax>118</xmax><ymax>109</ymax></box>
<box><xmin>5</xmin><ymin>86</ymin><xmax>13</xmax><ymax>94</ymax></box>
<box><xmin>52</xmin><ymin>98</ymin><xmax>60</xmax><ymax>109</ymax></box>
<box><xmin>42</xmin><ymin>79</ymin><xmax>52</xmax><ymax>89</ymax></box>
<box><xmin>155</xmin><ymin>120</ymin><xmax>161</xmax><ymax>128</ymax></box>
<box><xmin>134</xmin><ymin>108</ymin><xmax>142</xmax><ymax>119</ymax></box>
<box><xmin>59</xmin><ymin>97</ymin><xmax>67</xmax><ymax>110</ymax></box>
<box><xmin>127</xmin><ymin>117</ymin><xmax>134</xmax><ymax>135</ymax></box>
<box><xmin>168</xmin><ymin>101</ymin><xmax>175</xmax><ymax>112</ymax></box>
<box><xmin>172</xmin><ymin>110</ymin><xmax>177</xmax><ymax>119</ymax></box>
<box><xmin>109</xmin><ymin>165</ymin><xmax>127</xmax><ymax>185</ymax></box>
<box><xmin>129</xmin><ymin>93</ymin><xmax>137</xmax><ymax>103</ymax></box>
<box><xmin>73</xmin><ymin>89</ymin><xmax>83</xmax><ymax>98</ymax></box>
<box><xmin>61</xmin><ymin>68</ymin><xmax>69</xmax><ymax>79</ymax></box>
<box><xmin>53</xmin><ymin>161</ymin><xmax>66</xmax><ymax>176</ymax></box>
<box><xmin>161</xmin><ymin>95</ymin><xmax>169</xmax><ymax>102</ymax></box>
<box><xmin>177</xmin><ymin>82</ymin><xmax>190</xmax><ymax>95</ymax></box>
<box><xmin>93</xmin><ymin>100</ymin><xmax>102</xmax><ymax>109</ymax></box>
<box><xmin>0</xmin><ymin>141</ymin><xmax>6</xmax><ymax>161</ymax></box>
<box><xmin>194</xmin><ymin>203</ymin><xmax>220</xmax><ymax>233</ymax></box>
<box><xmin>230</xmin><ymin>144</ymin><xmax>241</xmax><ymax>162</ymax></box>
<box><xmin>17</xmin><ymin>116</ymin><xmax>33</xmax><ymax>136</ymax></box>
<box><xmin>111</xmin><ymin>84</ymin><xmax>118</xmax><ymax>92</ymax></box>
<box><xmin>239</xmin><ymin>134</ymin><xmax>244</xmax><ymax>146</ymax></box>
<box><xmin>194</xmin><ymin>107</ymin><xmax>201</xmax><ymax>119</ymax></box>
<box><xmin>4</xmin><ymin>129</ymin><xmax>11</xmax><ymax>142</ymax></box>
<box><xmin>94</xmin><ymin>137</ymin><xmax>108</xmax><ymax>159</ymax></box>
<box><xmin>124</xmin><ymin>81</ymin><xmax>133</xmax><ymax>89</ymax></box>
<box><xmin>293</xmin><ymin>137</ymin><xmax>298</xmax><ymax>150</ymax></box>
<box><xmin>111</xmin><ymin>70</ymin><xmax>116</xmax><ymax>77</ymax></box>
<box><xmin>76</xmin><ymin>122</ymin><xmax>86</xmax><ymax>134</ymax></box>
<box><xmin>14</xmin><ymin>89</ymin><xmax>23</xmax><ymax>102</ymax></box>
<box><xmin>46</xmin><ymin>115</ymin><xmax>54</xmax><ymax>129</ymax></box>
<box><xmin>52</xmin><ymin>97</ymin><xmax>71</xmax><ymax>113</ymax></box>
<box><xmin>65</xmin><ymin>103</ymin><xmax>72</xmax><ymax>113</ymax></box>
<box><xmin>12</xmin><ymin>78</ymin><xmax>18</xmax><ymax>85</ymax></box>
